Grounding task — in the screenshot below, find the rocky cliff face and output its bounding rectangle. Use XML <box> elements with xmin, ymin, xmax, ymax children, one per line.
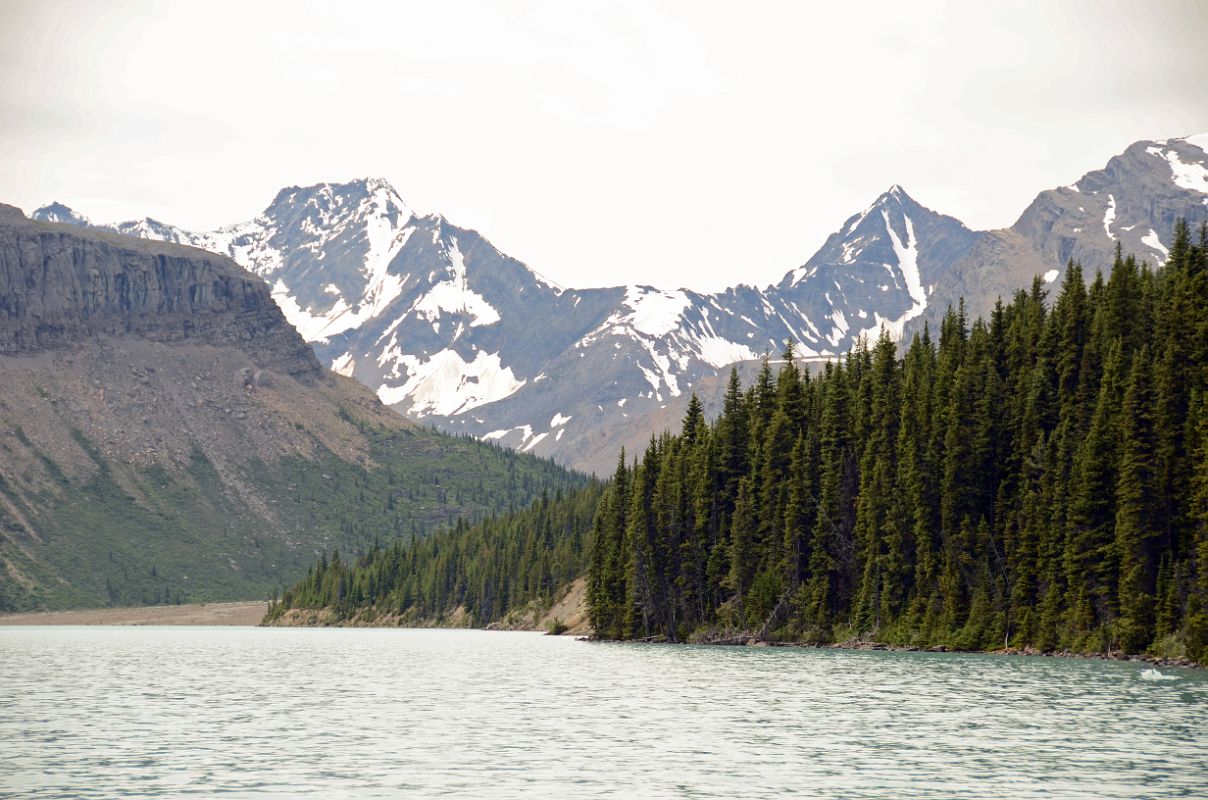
<box><xmin>0</xmin><ymin>204</ymin><xmax>319</xmax><ymax>377</ymax></box>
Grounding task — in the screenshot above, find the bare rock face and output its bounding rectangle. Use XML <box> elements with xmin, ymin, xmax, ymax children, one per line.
<box><xmin>1013</xmin><ymin>137</ymin><xmax>1208</xmax><ymax>272</ymax></box>
<box><xmin>0</xmin><ymin>206</ymin><xmax>320</xmax><ymax>378</ymax></box>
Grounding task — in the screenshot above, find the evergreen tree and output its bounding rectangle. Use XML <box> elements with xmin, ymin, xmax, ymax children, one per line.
<box><xmin>1114</xmin><ymin>348</ymin><xmax>1161</xmax><ymax>651</ymax></box>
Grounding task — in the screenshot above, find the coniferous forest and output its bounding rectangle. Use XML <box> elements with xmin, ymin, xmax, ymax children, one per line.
<box><xmin>271</xmin><ymin>223</ymin><xmax>1208</xmax><ymax>664</ymax></box>
<box><xmin>264</xmin><ymin>484</ymin><xmax>603</xmax><ymax>626</ymax></box>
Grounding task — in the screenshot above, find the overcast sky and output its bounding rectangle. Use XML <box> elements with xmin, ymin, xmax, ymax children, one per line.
<box><xmin>2</xmin><ymin>1</ymin><xmax>1206</xmax><ymax>290</ymax></box>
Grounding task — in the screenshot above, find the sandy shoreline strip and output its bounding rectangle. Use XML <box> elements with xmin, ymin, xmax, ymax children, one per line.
<box><xmin>0</xmin><ymin>601</ymin><xmax>267</xmax><ymax>627</ymax></box>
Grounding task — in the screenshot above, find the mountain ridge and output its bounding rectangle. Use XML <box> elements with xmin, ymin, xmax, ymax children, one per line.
<box><xmin>31</xmin><ymin>133</ymin><xmax>1208</xmax><ymax>474</ymax></box>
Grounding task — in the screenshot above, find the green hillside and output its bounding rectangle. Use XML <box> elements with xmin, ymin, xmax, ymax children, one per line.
<box><xmin>0</xmin><ymin>365</ymin><xmax>584</xmax><ymax>612</ymax></box>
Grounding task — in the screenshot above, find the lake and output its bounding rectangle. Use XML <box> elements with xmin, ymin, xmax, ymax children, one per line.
<box><xmin>2</xmin><ymin>627</ymin><xmax>1205</xmax><ymax>798</ymax></box>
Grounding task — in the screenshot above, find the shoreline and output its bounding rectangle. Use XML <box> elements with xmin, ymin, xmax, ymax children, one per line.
<box><xmin>0</xmin><ymin>601</ymin><xmax>267</xmax><ymax>627</ymax></box>
<box><xmin>12</xmin><ymin>603</ymin><xmax>1197</xmax><ymax>671</ymax></box>
<box><xmin>583</xmin><ymin>634</ymin><xmax>1204</xmax><ymax>670</ymax></box>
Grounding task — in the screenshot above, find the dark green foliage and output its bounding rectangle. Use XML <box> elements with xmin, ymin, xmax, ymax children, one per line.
<box><xmin>265</xmin><ymin>481</ymin><xmax>603</xmax><ymax>626</ymax></box>
<box><xmin>584</xmin><ymin>225</ymin><xmax>1207</xmax><ymax>659</ymax></box>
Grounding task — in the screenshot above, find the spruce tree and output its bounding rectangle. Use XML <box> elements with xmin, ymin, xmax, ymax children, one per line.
<box><xmin>1114</xmin><ymin>348</ymin><xmax>1160</xmax><ymax>651</ymax></box>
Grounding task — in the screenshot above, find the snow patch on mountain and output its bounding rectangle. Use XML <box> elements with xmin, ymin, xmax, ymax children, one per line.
<box><xmin>693</xmin><ymin>335</ymin><xmax>759</xmax><ymax>367</ymax></box>
<box><xmin>193</xmin><ymin>219</ymin><xmax>283</xmax><ymax>277</ymax></box>
<box><xmin>411</xmin><ymin>238</ymin><xmax>501</xmax><ymax>328</ymax></box>
<box><xmin>483</xmin><ymin>424</ymin><xmax>533</xmax><ymax>443</ymax></box>
<box><xmin>363</xmin><ymin>181</ymin><xmax>415</xmax><ymax>260</ymax></box>
<box><xmin>331</xmin><ymin>351</ymin><xmax>355</xmax><ymax>376</ymax></box>
<box><xmin>1044</xmin><ymin>269</ymin><xmax>1059</xmax><ymax>283</ymax></box>
<box><xmin>1104</xmin><ymin>194</ymin><xmax>1117</xmax><ymax>239</ymax></box>
<box><xmin>841</xmin><ymin>238</ymin><xmax>866</xmax><ymax>264</ymax></box>
<box><xmin>523</xmin><ymin>432</ymin><xmax>549</xmax><ymax>452</ymax></box>
<box><xmin>314</xmin><ymin>234</ymin><xmax>416</xmax><ymax>340</ymax></box>
<box><xmin>1141</xmin><ymin>229</ymin><xmax>1169</xmax><ymax>262</ymax></box>
<box><xmin>377</xmin><ymin>348</ymin><xmax>524</xmax><ymax>416</ymax></box>
<box><xmin>269</xmin><ymin>279</ymin><xmax>341</xmax><ymax>340</ymax></box>
<box><xmin>110</xmin><ymin>218</ymin><xmax>192</xmax><ymax>243</ymax></box>
<box><xmin>1149</xmin><ymin>142</ymin><xmax>1208</xmax><ymax>194</ymax></box>
<box><xmin>32</xmin><ymin>202</ymin><xmax>91</xmax><ymax>227</ymax></box>
<box><xmin>826</xmin><ymin>309</ymin><xmax>849</xmax><ymax>348</ymax></box>
<box><xmin>882</xmin><ymin>210</ymin><xmax>926</xmax><ymax>325</ymax></box>
<box><xmin>624</xmin><ymin>287</ymin><xmax>691</xmax><ymax>336</ymax></box>
<box><xmin>858</xmin><ymin>310</ymin><xmax>907</xmax><ymax>343</ymax></box>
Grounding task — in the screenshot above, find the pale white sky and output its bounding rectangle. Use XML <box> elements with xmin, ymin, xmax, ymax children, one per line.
<box><xmin>2</xmin><ymin>0</ymin><xmax>1206</xmax><ymax>290</ymax></box>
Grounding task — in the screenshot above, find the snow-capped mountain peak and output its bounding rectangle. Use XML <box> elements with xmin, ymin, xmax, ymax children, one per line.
<box><xmin>110</xmin><ymin>217</ymin><xmax>194</xmax><ymax>243</ymax></box>
<box><xmin>770</xmin><ymin>184</ymin><xmax>984</xmax><ymax>349</ymax></box>
<box><xmin>201</xmin><ymin>178</ymin><xmax>419</xmax><ymax>341</ymax></box>
<box><xmin>831</xmin><ymin>184</ymin><xmax>911</xmax><ymax>243</ymax></box>
<box><xmin>30</xmin><ymin>202</ymin><xmax>91</xmax><ymax>227</ymax></box>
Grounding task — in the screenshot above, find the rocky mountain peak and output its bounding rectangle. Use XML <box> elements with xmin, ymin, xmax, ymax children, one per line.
<box><xmin>779</xmin><ymin>183</ymin><xmax>969</xmax><ymax>289</ymax></box>
<box><xmin>31</xmin><ymin>202</ymin><xmax>91</xmax><ymax>227</ymax></box>
<box><xmin>883</xmin><ymin>183</ymin><xmax>910</xmax><ymax>202</ymax></box>
<box><xmin>1013</xmin><ymin>133</ymin><xmax>1208</xmax><ymax>272</ymax></box>
<box><xmin>1141</xmin><ymin>135</ymin><xmax>1208</xmax><ymax>196</ymax></box>
<box><xmin>108</xmin><ymin>217</ymin><xmax>192</xmax><ymax>243</ymax></box>
<box><xmin>266</xmin><ymin>177</ymin><xmax>413</xmax><ymax>223</ymax></box>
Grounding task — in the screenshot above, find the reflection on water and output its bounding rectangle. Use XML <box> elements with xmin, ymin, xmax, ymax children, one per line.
<box><xmin>2</xmin><ymin>627</ymin><xmax>1205</xmax><ymax>798</ymax></box>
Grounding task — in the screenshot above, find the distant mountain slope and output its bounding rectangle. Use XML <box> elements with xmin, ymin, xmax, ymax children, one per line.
<box><xmin>0</xmin><ymin>205</ymin><xmax>583</xmax><ymax>611</ymax></box>
<box><xmin>1015</xmin><ymin>134</ymin><xmax>1208</xmax><ymax>272</ymax></box>
<box><xmin>32</xmin><ymin>133</ymin><xmax>1208</xmax><ymax>474</ymax></box>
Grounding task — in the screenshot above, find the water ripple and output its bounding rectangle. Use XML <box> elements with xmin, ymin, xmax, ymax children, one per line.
<box><xmin>1</xmin><ymin>627</ymin><xmax>1205</xmax><ymax>798</ymax></box>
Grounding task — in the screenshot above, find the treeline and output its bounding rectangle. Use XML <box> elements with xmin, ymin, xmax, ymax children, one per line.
<box><xmin>264</xmin><ymin>484</ymin><xmax>602</xmax><ymax>625</ymax></box>
<box><xmin>589</xmin><ymin>223</ymin><xmax>1208</xmax><ymax>661</ymax></box>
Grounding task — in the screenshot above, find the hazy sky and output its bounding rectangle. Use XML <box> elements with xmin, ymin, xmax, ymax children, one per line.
<box><xmin>2</xmin><ymin>1</ymin><xmax>1206</xmax><ymax>290</ymax></box>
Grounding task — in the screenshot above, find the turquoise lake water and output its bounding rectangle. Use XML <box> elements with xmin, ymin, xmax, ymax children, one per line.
<box><xmin>2</xmin><ymin>626</ymin><xmax>1205</xmax><ymax>798</ymax></box>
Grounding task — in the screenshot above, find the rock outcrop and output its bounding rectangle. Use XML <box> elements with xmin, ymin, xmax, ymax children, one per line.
<box><xmin>0</xmin><ymin>204</ymin><xmax>320</xmax><ymax>377</ymax></box>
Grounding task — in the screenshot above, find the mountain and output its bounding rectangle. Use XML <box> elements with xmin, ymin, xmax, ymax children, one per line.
<box><xmin>31</xmin><ymin>134</ymin><xmax>1208</xmax><ymax>475</ymax></box>
<box><xmin>27</xmin><ymin>201</ymin><xmax>91</xmax><ymax>228</ymax></box>
<box><xmin>1014</xmin><ymin>134</ymin><xmax>1208</xmax><ymax>270</ymax></box>
<box><xmin>0</xmin><ymin>205</ymin><xmax>583</xmax><ymax>611</ymax></box>
<box><xmin>27</xmin><ymin>182</ymin><xmax>992</xmax><ymax>475</ymax></box>
<box><xmin>771</xmin><ymin>184</ymin><xmax>984</xmax><ymax>343</ymax></box>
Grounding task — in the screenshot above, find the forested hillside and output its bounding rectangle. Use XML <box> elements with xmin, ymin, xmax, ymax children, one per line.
<box><xmin>589</xmin><ymin>222</ymin><xmax>1208</xmax><ymax>661</ymax></box>
<box><xmin>265</xmin><ymin>483</ymin><xmax>602</xmax><ymax>626</ymax></box>
<box><xmin>270</xmin><ymin>222</ymin><xmax>1208</xmax><ymax>663</ymax></box>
